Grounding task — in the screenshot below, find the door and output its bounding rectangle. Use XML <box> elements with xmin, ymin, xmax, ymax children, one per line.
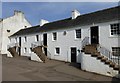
<box><xmin>71</xmin><ymin>47</ymin><xmax>77</xmax><ymax>62</ymax></box>
<box><xmin>18</xmin><ymin>37</ymin><xmax>21</xmax><ymax>56</ymax></box>
<box><xmin>91</xmin><ymin>26</ymin><xmax>99</xmax><ymax>44</ymax></box>
<box><xmin>43</xmin><ymin>33</ymin><xmax>47</xmax><ymax>56</ymax></box>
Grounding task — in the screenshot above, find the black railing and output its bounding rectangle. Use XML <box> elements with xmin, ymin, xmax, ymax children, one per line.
<box><xmin>97</xmin><ymin>45</ymin><xmax>120</xmax><ymax>67</ymax></box>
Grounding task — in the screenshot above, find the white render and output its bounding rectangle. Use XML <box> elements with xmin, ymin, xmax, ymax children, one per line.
<box><xmin>0</xmin><ymin>10</ymin><xmax>32</xmax><ymax>54</ymax></box>
<box><xmin>81</xmin><ymin>53</ymin><xmax>120</xmax><ymax>78</ymax></box>
<box><xmin>40</xmin><ymin>19</ymin><xmax>49</xmax><ymax>26</ymax></box>
<box><xmin>9</xmin><ymin>20</ymin><xmax>119</xmax><ymax>62</ymax></box>
<box><xmin>72</xmin><ymin>9</ymin><xmax>80</xmax><ymax>19</ymax></box>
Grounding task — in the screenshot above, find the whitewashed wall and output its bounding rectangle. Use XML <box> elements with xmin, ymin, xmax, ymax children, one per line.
<box><xmin>98</xmin><ymin>21</ymin><xmax>120</xmax><ymax>52</ymax></box>
<box><xmin>1</xmin><ymin>12</ymin><xmax>31</xmax><ymax>54</ymax></box>
<box><xmin>81</xmin><ymin>53</ymin><xmax>119</xmax><ymax>78</ymax></box>
<box><xmin>9</xmin><ymin>20</ymin><xmax>119</xmax><ymax>64</ymax></box>
<box><xmin>10</xmin><ymin>33</ymin><xmax>42</xmax><ymax>57</ymax></box>
<box><xmin>47</xmin><ymin>27</ymin><xmax>89</xmax><ymax>63</ymax></box>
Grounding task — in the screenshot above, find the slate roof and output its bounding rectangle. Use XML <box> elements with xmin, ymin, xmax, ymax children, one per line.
<box><xmin>10</xmin><ymin>6</ymin><xmax>120</xmax><ymax>37</ymax></box>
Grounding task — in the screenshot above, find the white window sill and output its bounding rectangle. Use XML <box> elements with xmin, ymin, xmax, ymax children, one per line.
<box><xmin>52</xmin><ymin>40</ymin><xmax>57</xmax><ymax>42</ymax></box>
<box><xmin>109</xmin><ymin>35</ymin><xmax>120</xmax><ymax>38</ymax></box>
<box><xmin>74</xmin><ymin>38</ymin><xmax>81</xmax><ymax>41</ymax></box>
<box><xmin>54</xmin><ymin>54</ymin><xmax>60</xmax><ymax>56</ymax></box>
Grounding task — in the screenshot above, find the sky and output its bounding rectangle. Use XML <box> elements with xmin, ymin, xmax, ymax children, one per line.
<box><xmin>2</xmin><ymin>2</ymin><xmax>119</xmax><ymax>26</ymax></box>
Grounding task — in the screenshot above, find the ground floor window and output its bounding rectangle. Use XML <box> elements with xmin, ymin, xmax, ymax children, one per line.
<box><xmin>24</xmin><ymin>48</ymin><xmax>27</xmax><ymax>53</ymax></box>
<box><xmin>55</xmin><ymin>47</ymin><xmax>60</xmax><ymax>55</ymax></box>
<box><xmin>112</xmin><ymin>47</ymin><xmax>120</xmax><ymax>56</ymax></box>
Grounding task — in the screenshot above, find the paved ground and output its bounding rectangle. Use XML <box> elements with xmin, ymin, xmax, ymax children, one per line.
<box><xmin>1</xmin><ymin>55</ymin><xmax>120</xmax><ymax>81</ymax></box>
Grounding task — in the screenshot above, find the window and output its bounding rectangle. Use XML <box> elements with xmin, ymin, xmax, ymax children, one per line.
<box><xmin>53</xmin><ymin>32</ymin><xmax>57</xmax><ymax>40</ymax></box>
<box><xmin>112</xmin><ymin>47</ymin><xmax>120</xmax><ymax>56</ymax></box>
<box><xmin>24</xmin><ymin>36</ymin><xmax>27</xmax><ymax>42</ymax></box>
<box><xmin>15</xmin><ymin>38</ymin><xmax>17</xmax><ymax>43</ymax></box>
<box><xmin>110</xmin><ymin>23</ymin><xmax>120</xmax><ymax>36</ymax></box>
<box><xmin>29</xmin><ymin>48</ymin><xmax>31</xmax><ymax>53</ymax></box>
<box><xmin>55</xmin><ymin>47</ymin><xmax>60</xmax><ymax>54</ymax></box>
<box><xmin>36</xmin><ymin>35</ymin><xmax>39</xmax><ymax>41</ymax></box>
<box><xmin>24</xmin><ymin>48</ymin><xmax>27</xmax><ymax>53</ymax></box>
<box><xmin>76</xmin><ymin>29</ymin><xmax>81</xmax><ymax>38</ymax></box>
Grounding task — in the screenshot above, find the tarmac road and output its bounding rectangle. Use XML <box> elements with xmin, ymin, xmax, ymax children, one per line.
<box><xmin>1</xmin><ymin>55</ymin><xmax>120</xmax><ymax>81</ymax></box>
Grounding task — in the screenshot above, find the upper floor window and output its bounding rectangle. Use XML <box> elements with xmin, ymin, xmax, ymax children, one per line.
<box><xmin>53</xmin><ymin>32</ymin><xmax>57</xmax><ymax>41</ymax></box>
<box><xmin>110</xmin><ymin>23</ymin><xmax>120</xmax><ymax>36</ymax></box>
<box><xmin>15</xmin><ymin>38</ymin><xmax>17</xmax><ymax>43</ymax></box>
<box><xmin>24</xmin><ymin>36</ymin><xmax>27</xmax><ymax>42</ymax></box>
<box><xmin>24</xmin><ymin>47</ymin><xmax>27</xmax><ymax>53</ymax></box>
<box><xmin>112</xmin><ymin>47</ymin><xmax>120</xmax><ymax>56</ymax></box>
<box><xmin>76</xmin><ymin>29</ymin><xmax>81</xmax><ymax>38</ymax></box>
<box><xmin>36</xmin><ymin>35</ymin><xmax>39</xmax><ymax>41</ymax></box>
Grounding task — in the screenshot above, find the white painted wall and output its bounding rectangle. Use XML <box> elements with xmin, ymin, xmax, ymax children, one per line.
<box><xmin>10</xmin><ymin>33</ymin><xmax>42</xmax><ymax>57</ymax></box>
<box><xmin>98</xmin><ymin>21</ymin><xmax>120</xmax><ymax>52</ymax></box>
<box><xmin>1</xmin><ymin>11</ymin><xmax>31</xmax><ymax>54</ymax></box>
<box><xmin>9</xmin><ymin>20</ymin><xmax>119</xmax><ymax>65</ymax></box>
<box><xmin>81</xmin><ymin>53</ymin><xmax>120</xmax><ymax>78</ymax></box>
<box><xmin>47</xmin><ymin>27</ymin><xmax>89</xmax><ymax>63</ymax></box>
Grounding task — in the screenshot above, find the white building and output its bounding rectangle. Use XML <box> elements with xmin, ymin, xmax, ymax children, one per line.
<box><xmin>0</xmin><ymin>10</ymin><xmax>32</xmax><ymax>54</ymax></box>
<box><xmin>8</xmin><ymin>6</ymin><xmax>120</xmax><ymax>77</ymax></box>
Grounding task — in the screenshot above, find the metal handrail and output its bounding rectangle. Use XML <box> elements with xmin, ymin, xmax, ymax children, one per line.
<box><xmin>7</xmin><ymin>42</ymin><xmax>19</xmax><ymax>49</ymax></box>
<box><xmin>31</xmin><ymin>41</ymin><xmax>43</xmax><ymax>49</ymax></box>
<box><xmin>97</xmin><ymin>45</ymin><xmax>120</xmax><ymax>66</ymax></box>
<box><xmin>82</xmin><ymin>37</ymin><xmax>90</xmax><ymax>48</ymax></box>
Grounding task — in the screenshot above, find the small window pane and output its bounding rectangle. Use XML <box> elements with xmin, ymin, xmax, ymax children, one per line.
<box><xmin>110</xmin><ymin>23</ymin><xmax>120</xmax><ymax>36</ymax></box>
<box><xmin>76</xmin><ymin>29</ymin><xmax>81</xmax><ymax>38</ymax></box>
<box><xmin>53</xmin><ymin>32</ymin><xmax>57</xmax><ymax>40</ymax></box>
<box><xmin>56</xmin><ymin>48</ymin><xmax>60</xmax><ymax>54</ymax></box>
<box><xmin>112</xmin><ymin>47</ymin><xmax>120</xmax><ymax>56</ymax></box>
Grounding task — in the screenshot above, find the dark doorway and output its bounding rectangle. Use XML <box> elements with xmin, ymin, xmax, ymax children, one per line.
<box><xmin>71</xmin><ymin>47</ymin><xmax>77</xmax><ymax>62</ymax></box>
<box><xmin>91</xmin><ymin>26</ymin><xmax>99</xmax><ymax>44</ymax></box>
<box><xmin>43</xmin><ymin>33</ymin><xmax>47</xmax><ymax>56</ymax></box>
<box><xmin>18</xmin><ymin>37</ymin><xmax>21</xmax><ymax>56</ymax></box>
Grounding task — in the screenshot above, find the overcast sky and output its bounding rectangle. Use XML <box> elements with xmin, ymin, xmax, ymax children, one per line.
<box><xmin>2</xmin><ymin>2</ymin><xmax>118</xmax><ymax>26</ymax></box>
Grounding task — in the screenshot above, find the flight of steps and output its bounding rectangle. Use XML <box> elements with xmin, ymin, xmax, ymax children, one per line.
<box><xmin>7</xmin><ymin>46</ymin><xmax>19</xmax><ymax>57</ymax></box>
<box><xmin>82</xmin><ymin>44</ymin><xmax>120</xmax><ymax>72</ymax></box>
<box><xmin>31</xmin><ymin>46</ymin><xmax>47</xmax><ymax>63</ymax></box>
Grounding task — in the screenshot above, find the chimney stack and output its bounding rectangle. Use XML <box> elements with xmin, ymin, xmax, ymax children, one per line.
<box><xmin>72</xmin><ymin>9</ymin><xmax>80</xmax><ymax>19</ymax></box>
<box><xmin>40</xmin><ymin>19</ymin><xmax>49</xmax><ymax>26</ymax></box>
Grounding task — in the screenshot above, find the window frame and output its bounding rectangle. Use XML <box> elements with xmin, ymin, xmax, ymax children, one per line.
<box><xmin>24</xmin><ymin>47</ymin><xmax>27</xmax><ymax>53</ymax></box>
<box><xmin>75</xmin><ymin>29</ymin><xmax>81</xmax><ymax>39</ymax></box>
<box><xmin>36</xmin><ymin>35</ymin><xmax>39</xmax><ymax>42</ymax></box>
<box><xmin>55</xmin><ymin>47</ymin><xmax>60</xmax><ymax>55</ymax></box>
<box><xmin>110</xmin><ymin>23</ymin><xmax>120</xmax><ymax>36</ymax></box>
<box><xmin>112</xmin><ymin>47</ymin><xmax>120</xmax><ymax>56</ymax></box>
<box><xmin>52</xmin><ymin>32</ymin><xmax>57</xmax><ymax>41</ymax></box>
<box><xmin>24</xmin><ymin>36</ymin><xmax>27</xmax><ymax>42</ymax></box>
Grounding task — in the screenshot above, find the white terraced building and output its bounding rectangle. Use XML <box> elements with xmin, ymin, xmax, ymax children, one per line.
<box><xmin>0</xmin><ymin>10</ymin><xmax>32</xmax><ymax>54</ymax></box>
<box><xmin>8</xmin><ymin>6</ymin><xmax>120</xmax><ymax>78</ymax></box>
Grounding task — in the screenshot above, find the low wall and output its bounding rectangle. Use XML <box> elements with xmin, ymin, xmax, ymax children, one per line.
<box><xmin>81</xmin><ymin>53</ymin><xmax>120</xmax><ymax>78</ymax></box>
<box><xmin>30</xmin><ymin>52</ymin><xmax>43</xmax><ymax>62</ymax></box>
